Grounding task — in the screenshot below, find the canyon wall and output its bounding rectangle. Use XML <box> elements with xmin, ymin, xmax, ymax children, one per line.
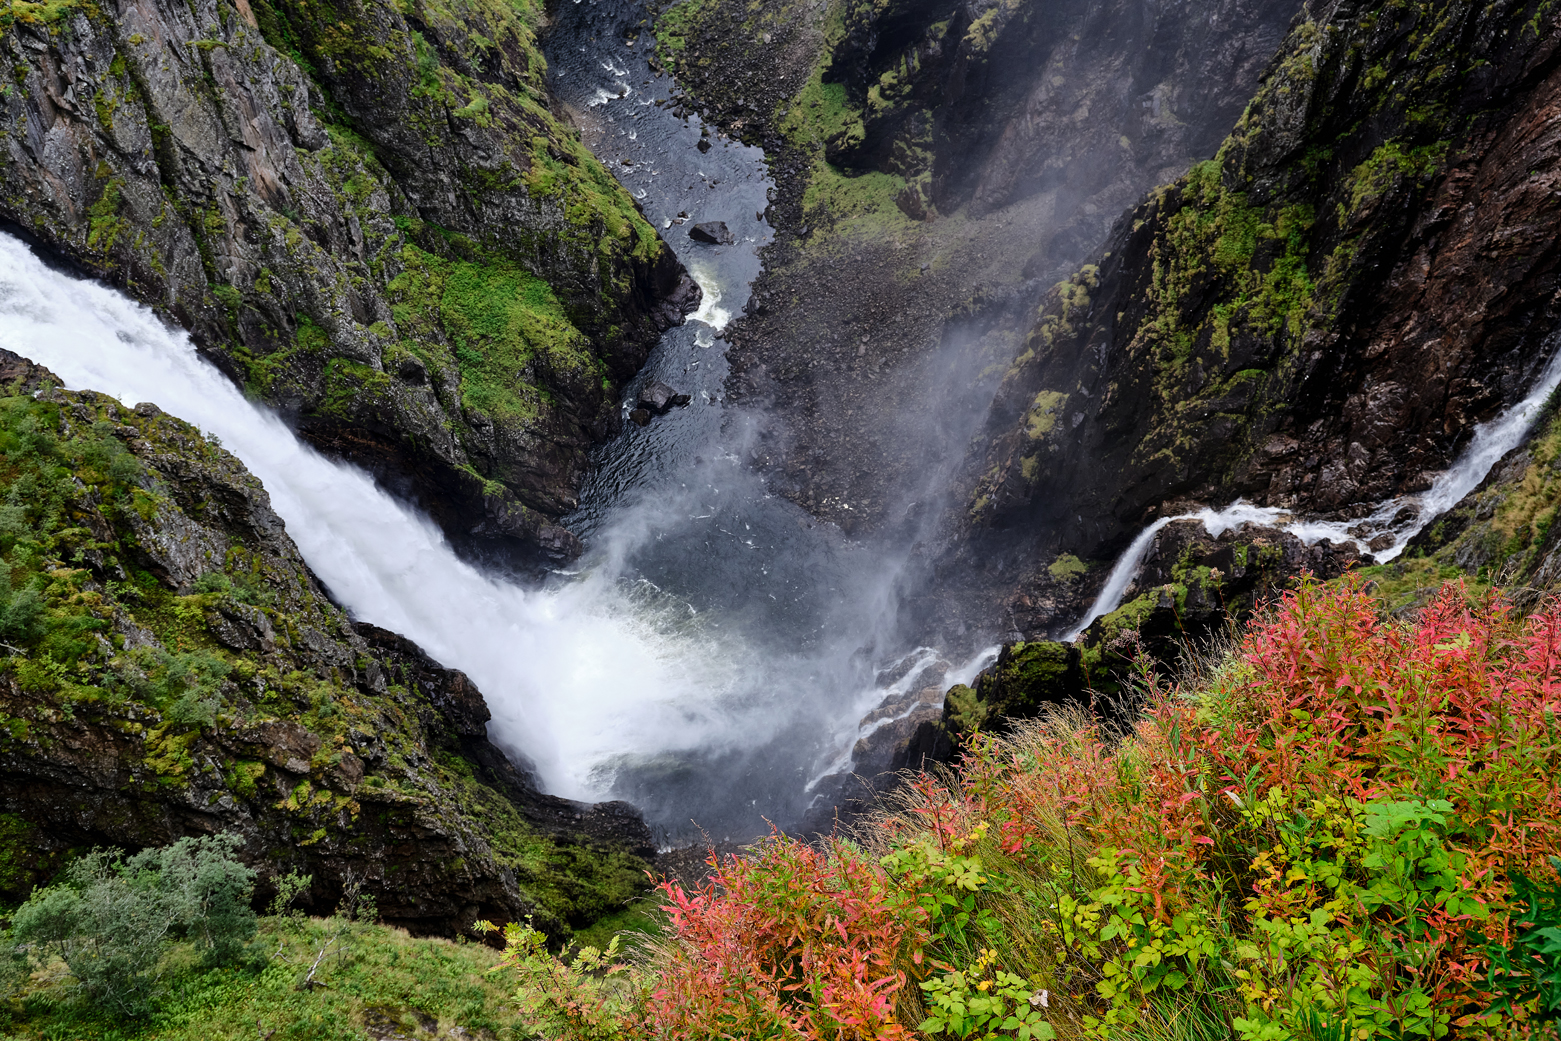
<box><xmin>0</xmin><ymin>0</ymin><xmax>695</xmax><ymax>561</ymax></box>
<box><xmin>949</xmin><ymin>0</ymin><xmax>1561</xmax><ymax>637</ymax></box>
<box><xmin>0</xmin><ymin>351</ymin><xmax>652</xmax><ymax>937</ymax></box>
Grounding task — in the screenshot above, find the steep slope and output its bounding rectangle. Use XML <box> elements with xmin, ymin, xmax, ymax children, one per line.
<box><xmin>0</xmin><ymin>0</ymin><xmax>696</xmax><ymax>561</ymax></box>
<box><xmin>653</xmin><ymin>0</ymin><xmax>1298</xmax><ymax>534</ymax></box>
<box><xmin>952</xmin><ymin>0</ymin><xmax>1561</xmax><ymax>636</ymax></box>
<box><xmin>0</xmin><ymin>351</ymin><xmax>652</xmax><ymax>938</ymax></box>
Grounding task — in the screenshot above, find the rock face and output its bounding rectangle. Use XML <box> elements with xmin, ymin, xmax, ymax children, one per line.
<box><xmin>0</xmin><ymin>351</ymin><xmax>652</xmax><ymax>938</ymax></box>
<box><xmin>954</xmin><ymin>0</ymin><xmax>1561</xmax><ymax>616</ymax></box>
<box><xmin>0</xmin><ymin>0</ymin><xmax>696</xmax><ymax>562</ymax></box>
<box><xmin>636</xmin><ymin>379</ymin><xmax>690</xmax><ymax>414</ymax></box>
<box><xmin>940</xmin><ymin>518</ymin><xmax>1371</xmax><ymax>741</ymax></box>
<box><xmin>656</xmin><ymin>0</ymin><xmax>1300</xmax><ymax>537</ymax></box>
<box><xmin>819</xmin><ymin>0</ymin><xmax>1298</xmax><ymax>225</ymax></box>
<box><xmin>688</xmin><ymin>220</ymin><xmax>735</xmax><ymax>245</ymax></box>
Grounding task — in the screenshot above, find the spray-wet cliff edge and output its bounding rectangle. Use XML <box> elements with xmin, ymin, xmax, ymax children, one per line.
<box><xmin>0</xmin><ymin>350</ymin><xmax>653</xmax><ymax>938</ymax></box>
<box><xmin>947</xmin><ymin>0</ymin><xmax>1561</xmax><ymax>641</ymax></box>
<box><xmin>0</xmin><ymin>0</ymin><xmax>697</xmax><ymax>562</ymax></box>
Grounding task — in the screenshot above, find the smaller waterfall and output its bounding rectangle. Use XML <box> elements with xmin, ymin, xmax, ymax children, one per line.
<box><xmin>1065</xmin><ymin>519</ymin><xmax>1176</xmax><ymax>640</ymax></box>
<box><xmin>1070</xmin><ymin>341</ymin><xmax>1561</xmax><ymax>636</ymax></box>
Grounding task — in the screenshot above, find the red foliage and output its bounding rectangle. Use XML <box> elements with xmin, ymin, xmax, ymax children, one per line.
<box><xmin>650</xmin><ymin>835</ymin><xmax>930</xmax><ymax>1040</ymax></box>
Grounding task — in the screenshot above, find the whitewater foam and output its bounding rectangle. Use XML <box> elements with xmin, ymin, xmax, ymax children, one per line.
<box><xmin>0</xmin><ymin>233</ymin><xmax>765</xmax><ymax>803</ymax></box>
<box><xmin>1069</xmin><ymin>339</ymin><xmax>1561</xmax><ymax>634</ymax></box>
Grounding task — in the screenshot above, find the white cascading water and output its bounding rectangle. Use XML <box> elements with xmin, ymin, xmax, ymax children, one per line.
<box><xmin>0</xmin><ymin>233</ymin><xmax>784</xmax><ymax>805</ymax></box>
<box><xmin>1070</xmin><ymin>341</ymin><xmax>1561</xmax><ymax>634</ymax></box>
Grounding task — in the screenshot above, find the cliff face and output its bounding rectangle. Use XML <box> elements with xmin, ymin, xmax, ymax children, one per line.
<box><xmin>954</xmin><ymin>0</ymin><xmax>1561</xmax><ymax>634</ymax></box>
<box><xmin>819</xmin><ymin>0</ymin><xmax>1297</xmax><ymax>231</ymax></box>
<box><xmin>654</xmin><ymin>0</ymin><xmax>1298</xmax><ymax>536</ymax></box>
<box><xmin>0</xmin><ymin>351</ymin><xmax>652</xmax><ymax>938</ymax></box>
<box><xmin>0</xmin><ymin>0</ymin><xmax>696</xmax><ymax>561</ymax></box>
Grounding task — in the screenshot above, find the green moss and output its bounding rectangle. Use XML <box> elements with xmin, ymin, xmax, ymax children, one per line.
<box><xmin>321</xmin><ymin>358</ymin><xmax>395</xmax><ymax>419</ymax></box>
<box><xmin>1343</xmin><ymin>140</ymin><xmax>1449</xmax><ymax>218</ymax></box>
<box><xmin>0</xmin><ymin>0</ymin><xmax>81</xmax><ymax>32</ymax></box>
<box><xmin>386</xmin><ymin>244</ymin><xmax>592</xmax><ymax>425</ymax></box>
<box><xmin>799</xmin><ymin>160</ymin><xmax>908</xmax><ymax>232</ymax></box>
<box><xmin>1024</xmin><ymin>390</ymin><xmax>1069</xmax><ymax>440</ymax></box>
<box><xmin>655</xmin><ymin>0</ymin><xmax>718</xmax><ymax>56</ymax></box>
<box><xmin>86</xmin><ymin>176</ymin><xmax>130</xmax><ymax>253</ymax></box>
<box><xmin>1047</xmin><ymin>553</ymin><xmax>1087</xmax><ymax>582</ymax></box>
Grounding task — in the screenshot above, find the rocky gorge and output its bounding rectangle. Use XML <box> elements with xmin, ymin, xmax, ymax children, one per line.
<box><xmin>0</xmin><ymin>0</ymin><xmax>1556</xmax><ymax>987</ymax></box>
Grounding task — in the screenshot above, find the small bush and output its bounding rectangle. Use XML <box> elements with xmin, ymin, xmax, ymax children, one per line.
<box><xmin>8</xmin><ymin>832</ymin><xmax>257</xmax><ymax>1015</ymax></box>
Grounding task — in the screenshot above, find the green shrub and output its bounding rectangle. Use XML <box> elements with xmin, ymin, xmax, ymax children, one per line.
<box><xmin>8</xmin><ymin>833</ymin><xmax>257</xmax><ymax>1015</ymax></box>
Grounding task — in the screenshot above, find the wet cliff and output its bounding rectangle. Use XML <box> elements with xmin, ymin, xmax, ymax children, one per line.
<box><xmin>952</xmin><ymin>0</ymin><xmax>1561</xmax><ymax>636</ymax></box>
<box><xmin>0</xmin><ymin>351</ymin><xmax>653</xmax><ymax>938</ymax></box>
<box><xmin>0</xmin><ymin>0</ymin><xmax>697</xmax><ymax>562</ymax></box>
<box><xmin>653</xmin><ymin>0</ymin><xmax>1299</xmax><ymax>536</ymax></box>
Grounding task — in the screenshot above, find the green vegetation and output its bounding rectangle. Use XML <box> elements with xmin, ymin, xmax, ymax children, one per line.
<box><xmin>496</xmin><ymin>577</ymin><xmax>1561</xmax><ymax>1038</ymax></box>
<box><xmin>386</xmin><ymin>243</ymin><xmax>596</xmax><ymax>425</ymax></box>
<box><xmin>0</xmin><ymin>374</ymin><xmax>648</xmax><ymax>942</ymax></box>
<box><xmin>0</xmin><ymin>0</ymin><xmax>81</xmax><ymax>32</ymax></box>
<box><xmin>1047</xmin><ymin>553</ymin><xmax>1087</xmax><ymax>582</ymax></box>
<box><xmin>6</xmin><ymin>834</ymin><xmax>258</xmax><ymax>1015</ymax></box>
<box><xmin>0</xmin><ymin>837</ymin><xmax>530</xmax><ymax>1039</ymax></box>
<box><xmin>1143</xmin><ymin>161</ymin><xmax>1316</xmax><ymax>382</ymax></box>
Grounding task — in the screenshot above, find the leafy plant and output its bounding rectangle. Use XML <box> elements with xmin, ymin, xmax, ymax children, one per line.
<box><xmin>8</xmin><ymin>832</ymin><xmax>257</xmax><ymax>1014</ymax></box>
<box><xmin>1484</xmin><ymin>859</ymin><xmax>1561</xmax><ymax>1037</ymax></box>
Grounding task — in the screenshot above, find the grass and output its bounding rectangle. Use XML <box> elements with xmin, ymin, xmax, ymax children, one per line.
<box><xmin>385</xmin><ymin>242</ymin><xmax>597</xmax><ymax>426</ymax></box>
<box><xmin>0</xmin><ymin>915</ymin><xmax>529</xmax><ymax>1040</ymax></box>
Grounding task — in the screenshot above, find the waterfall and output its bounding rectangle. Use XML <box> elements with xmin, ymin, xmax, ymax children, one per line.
<box><xmin>1070</xmin><ymin>340</ymin><xmax>1561</xmax><ymax>634</ymax></box>
<box><xmin>0</xmin><ymin>233</ymin><xmax>773</xmax><ymax>812</ymax></box>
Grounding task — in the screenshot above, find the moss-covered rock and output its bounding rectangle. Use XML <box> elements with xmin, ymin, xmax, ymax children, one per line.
<box><xmin>962</xmin><ymin>0</ymin><xmax>1561</xmax><ymax>603</ymax></box>
<box><xmin>0</xmin><ymin>0</ymin><xmax>697</xmax><ymax>562</ymax></box>
<box><xmin>941</xmin><ymin>639</ymin><xmax>1081</xmax><ymax>741</ymax></box>
<box><xmin>0</xmin><ymin>351</ymin><xmax>652</xmax><ymax>938</ymax></box>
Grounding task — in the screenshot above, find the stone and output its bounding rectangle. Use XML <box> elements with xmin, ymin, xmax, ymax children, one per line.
<box><xmin>689</xmin><ymin>221</ymin><xmax>735</xmax><ymax>245</ymax></box>
<box><xmin>637</xmin><ymin>380</ymin><xmax>690</xmax><ymax>414</ymax></box>
<box><xmin>0</xmin><ymin>366</ymin><xmax>653</xmax><ymax>938</ymax></box>
<box><xmin>0</xmin><ymin>0</ymin><xmax>697</xmax><ymax>565</ymax></box>
<box><xmin>629</xmin><ymin>408</ymin><xmax>653</xmax><ymax>426</ymax></box>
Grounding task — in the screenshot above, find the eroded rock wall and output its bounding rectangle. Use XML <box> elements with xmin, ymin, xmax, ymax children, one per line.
<box><xmin>952</xmin><ymin>0</ymin><xmax>1561</xmax><ymax>634</ymax></box>
<box><xmin>0</xmin><ymin>351</ymin><xmax>652</xmax><ymax>937</ymax></box>
<box><xmin>0</xmin><ymin>0</ymin><xmax>695</xmax><ymax>561</ymax></box>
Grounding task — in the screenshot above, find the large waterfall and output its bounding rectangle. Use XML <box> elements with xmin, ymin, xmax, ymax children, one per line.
<box><xmin>0</xmin><ymin>233</ymin><xmax>995</xmax><ymax>840</ymax></box>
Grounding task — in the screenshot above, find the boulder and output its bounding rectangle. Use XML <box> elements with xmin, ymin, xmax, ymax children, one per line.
<box><xmin>637</xmin><ymin>381</ymin><xmax>692</xmax><ymax>415</ymax></box>
<box><xmin>689</xmin><ymin>221</ymin><xmax>735</xmax><ymax>245</ymax></box>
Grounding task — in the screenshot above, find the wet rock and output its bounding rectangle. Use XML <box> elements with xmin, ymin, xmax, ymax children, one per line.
<box><xmin>942</xmin><ymin>641</ymin><xmax>1083</xmax><ymax>742</ymax></box>
<box><xmin>956</xmin><ymin>0</ymin><xmax>1561</xmax><ymax>615</ymax></box>
<box><xmin>629</xmin><ymin>408</ymin><xmax>653</xmax><ymax>426</ymax></box>
<box><xmin>0</xmin><ymin>0</ymin><xmax>696</xmax><ymax>566</ymax></box>
<box><xmin>637</xmin><ymin>380</ymin><xmax>692</xmax><ymax>414</ymax></box>
<box><xmin>697</xmin><ymin>137</ymin><xmax>712</xmax><ymax>153</ymax></box>
<box><xmin>689</xmin><ymin>221</ymin><xmax>735</xmax><ymax>245</ymax></box>
<box><xmin>208</xmin><ymin>601</ymin><xmax>277</xmax><ymax>653</ymax></box>
<box><xmin>0</xmin><ymin>367</ymin><xmax>652</xmax><ymax>938</ymax></box>
<box><xmin>851</xmin><ymin>684</ymin><xmax>951</xmax><ymax>781</ymax></box>
<box><xmin>469</xmin><ymin>490</ymin><xmax>585</xmax><ymax>561</ymax></box>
